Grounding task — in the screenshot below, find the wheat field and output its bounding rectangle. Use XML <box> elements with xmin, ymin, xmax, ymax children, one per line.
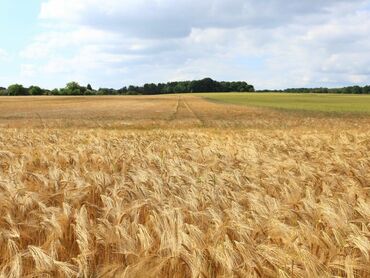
<box><xmin>0</xmin><ymin>95</ymin><xmax>369</xmax><ymax>277</ymax></box>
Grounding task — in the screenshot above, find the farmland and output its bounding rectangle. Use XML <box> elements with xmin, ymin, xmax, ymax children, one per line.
<box><xmin>0</xmin><ymin>94</ymin><xmax>369</xmax><ymax>277</ymax></box>
<box><xmin>200</xmin><ymin>93</ymin><xmax>370</xmax><ymax>114</ymax></box>
<box><xmin>0</xmin><ymin>94</ymin><xmax>369</xmax><ymax>128</ymax></box>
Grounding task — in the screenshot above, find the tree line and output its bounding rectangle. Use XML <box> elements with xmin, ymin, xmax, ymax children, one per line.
<box><xmin>2</xmin><ymin>79</ymin><xmax>370</xmax><ymax>96</ymax></box>
<box><xmin>261</xmin><ymin>86</ymin><xmax>370</xmax><ymax>94</ymax></box>
<box><xmin>0</xmin><ymin>78</ymin><xmax>254</xmax><ymax>96</ymax></box>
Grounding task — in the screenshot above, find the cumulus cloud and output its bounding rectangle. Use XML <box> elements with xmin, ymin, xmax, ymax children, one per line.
<box><xmin>0</xmin><ymin>49</ymin><xmax>9</xmax><ymax>61</ymax></box>
<box><xmin>19</xmin><ymin>0</ymin><xmax>370</xmax><ymax>88</ymax></box>
<box><xmin>39</xmin><ymin>0</ymin><xmax>363</xmax><ymax>38</ymax></box>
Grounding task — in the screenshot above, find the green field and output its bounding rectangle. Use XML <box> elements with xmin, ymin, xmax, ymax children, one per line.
<box><xmin>200</xmin><ymin>93</ymin><xmax>370</xmax><ymax>114</ymax></box>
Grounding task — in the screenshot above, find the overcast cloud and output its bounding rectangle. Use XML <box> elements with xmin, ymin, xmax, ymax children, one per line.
<box><xmin>15</xmin><ymin>0</ymin><xmax>370</xmax><ymax>89</ymax></box>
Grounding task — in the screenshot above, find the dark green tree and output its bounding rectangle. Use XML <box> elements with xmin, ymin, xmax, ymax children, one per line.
<box><xmin>29</xmin><ymin>86</ymin><xmax>43</xmax><ymax>95</ymax></box>
<box><xmin>62</xmin><ymin>82</ymin><xmax>83</xmax><ymax>95</ymax></box>
<box><xmin>0</xmin><ymin>87</ymin><xmax>6</xmax><ymax>95</ymax></box>
<box><xmin>7</xmin><ymin>84</ymin><xmax>28</xmax><ymax>96</ymax></box>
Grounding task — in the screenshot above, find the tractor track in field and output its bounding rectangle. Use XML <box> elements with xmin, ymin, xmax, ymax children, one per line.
<box><xmin>170</xmin><ymin>96</ymin><xmax>203</xmax><ymax>125</ymax></box>
<box><xmin>182</xmin><ymin>97</ymin><xmax>204</xmax><ymax>125</ymax></box>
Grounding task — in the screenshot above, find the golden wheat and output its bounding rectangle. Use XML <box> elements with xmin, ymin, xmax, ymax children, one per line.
<box><xmin>0</xmin><ymin>127</ymin><xmax>369</xmax><ymax>277</ymax></box>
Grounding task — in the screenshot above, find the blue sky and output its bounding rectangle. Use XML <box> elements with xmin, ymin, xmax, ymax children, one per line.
<box><xmin>1</xmin><ymin>0</ymin><xmax>370</xmax><ymax>89</ymax></box>
<box><xmin>0</xmin><ymin>1</ymin><xmax>41</xmax><ymax>82</ymax></box>
<box><xmin>0</xmin><ymin>1</ymin><xmax>40</xmax><ymax>51</ymax></box>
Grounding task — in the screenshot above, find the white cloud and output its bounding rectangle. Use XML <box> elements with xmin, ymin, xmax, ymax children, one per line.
<box><xmin>39</xmin><ymin>0</ymin><xmax>364</xmax><ymax>39</ymax></box>
<box><xmin>0</xmin><ymin>49</ymin><xmax>9</xmax><ymax>61</ymax></box>
<box><xmin>20</xmin><ymin>64</ymin><xmax>37</xmax><ymax>77</ymax></box>
<box><xmin>18</xmin><ymin>0</ymin><xmax>370</xmax><ymax>89</ymax></box>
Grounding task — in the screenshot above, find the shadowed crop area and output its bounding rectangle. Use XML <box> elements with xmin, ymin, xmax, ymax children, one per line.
<box><xmin>200</xmin><ymin>93</ymin><xmax>370</xmax><ymax>114</ymax></box>
<box><xmin>0</xmin><ymin>95</ymin><xmax>369</xmax><ymax>277</ymax></box>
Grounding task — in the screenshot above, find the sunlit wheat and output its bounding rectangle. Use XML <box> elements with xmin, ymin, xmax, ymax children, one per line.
<box><xmin>0</xmin><ymin>128</ymin><xmax>369</xmax><ymax>277</ymax></box>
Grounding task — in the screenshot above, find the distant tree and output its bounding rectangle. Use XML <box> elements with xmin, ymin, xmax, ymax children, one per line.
<box><xmin>61</xmin><ymin>82</ymin><xmax>83</xmax><ymax>95</ymax></box>
<box><xmin>0</xmin><ymin>87</ymin><xmax>6</xmax><ymax>95</ymax></box>
<box><xmin>84</xmin><ymin>84</ymin><xmax>94</xmax><ymax>95</ymax></box>
<box><xmin>143</xmin><ymin>83</ymin><xmax>158</xmax><ymax>94</ymax></box>
<box><xmin>84</xmin><ymin>88</ymin><xmax>94</xmax><ymax>95</ymax></box>
<box><xmin>7</xmin><ymin>84</ymin><xmax>28</xmax><ymax>96</ymax></box>
<box><xmin>127</xmin><ymin>85</ymin><xmax>138</xmax><ymax>94</ymax></box>
<box><xmin>351</xmin><ymin>86</ymin><xmax>362</xmax><ymax>94</ymax></box>
<box><xmin>51</xmin><ymin>89</ymin><xmax>60</xmax><ymax>95</ymax></box>
<box><xmin>29</xmin><ymin>86</ymin><xmax>43</xmax><ymax>95</ymax></box>
<box><xmin>117</xmin><ymin>87</ymin><xmax>128</xmax><ymax>95</ymax></box>
<box><xmin>363</xmin><ymin>86</ymin><xmax>370</xmax><ymax>94</ymax></box>
<box><xmin>97</xmin><ymin>88</ymin><xmax>116</xmax><ymax>95</ymax></box>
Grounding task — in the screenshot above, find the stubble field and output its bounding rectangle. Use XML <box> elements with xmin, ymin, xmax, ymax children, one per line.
<box><xmin>0</xmin><ymin>94</ymin><xmax>369</xmax><ymax>277</ymax></box>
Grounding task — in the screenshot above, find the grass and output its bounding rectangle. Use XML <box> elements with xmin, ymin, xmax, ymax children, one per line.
<box><xmin>0</xmin><ymin>95</ymin><xmax>369</xmax><ymax>277</ymax></box>
<box><xmin>199</xmin><ymin>93</ymin><xmax>370</xmax><ymax>114</ymax></box>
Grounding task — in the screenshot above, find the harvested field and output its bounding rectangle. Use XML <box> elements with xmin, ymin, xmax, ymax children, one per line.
<box><xmin>0</xmin><ymin>95</ymin><xmax>369</xmax><ymax>277</ymax></box>
<box><xmin>0</xmin><ymin>95</ymin><xmax>369</xmax><ymax>129</ymax></box>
